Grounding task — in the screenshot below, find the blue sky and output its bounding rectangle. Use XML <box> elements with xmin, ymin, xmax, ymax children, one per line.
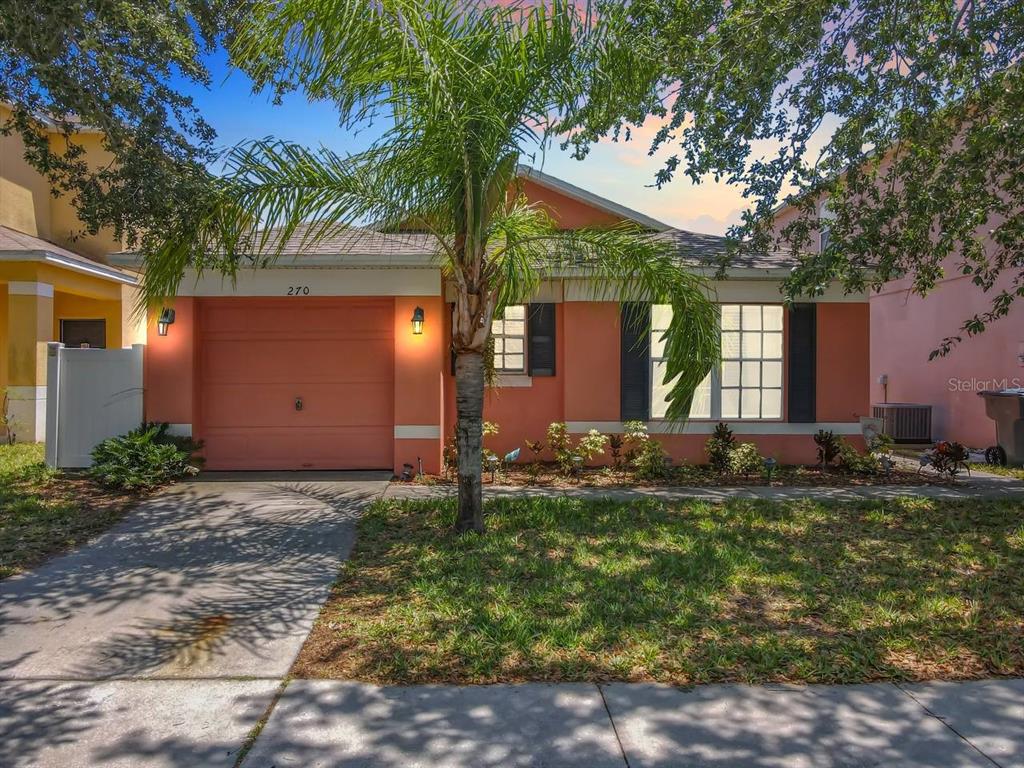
<box><xmin>182</xmin><ymin>48</ymin><xmax>751</xmax><ymax>234</ymax></box>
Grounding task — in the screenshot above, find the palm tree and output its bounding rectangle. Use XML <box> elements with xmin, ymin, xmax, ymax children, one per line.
<box><xmin>142</xmin><ymin>0</ymin><xmax>720</xmax><ymax>533</ymax></box>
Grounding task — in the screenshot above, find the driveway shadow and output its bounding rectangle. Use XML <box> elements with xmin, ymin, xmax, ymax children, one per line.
<box><xmin>0</xmin><ymin>478</ymin><xmax>385</xmax><ymax>680</ymax></box>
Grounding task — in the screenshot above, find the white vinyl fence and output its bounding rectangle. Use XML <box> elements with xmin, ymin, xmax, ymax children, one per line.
<box><xmin>45</xmin><ymin>342</ymin><xmax>144</xmax><ymax>468</ymax></box>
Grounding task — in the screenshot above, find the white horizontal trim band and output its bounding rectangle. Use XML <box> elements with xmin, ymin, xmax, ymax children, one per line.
<box><xmin>493</xmin><ymin>374</ymin><xmax>533</xmax><ymax>388</ymax></box>
<box><xmin>394</xmin><ymin>425</ymin><xmax>441</xmax><ymax>439</ymax></box>
<box><xmin>165</xmin><ymin>423</ymin><xmax>192</xmax><ymax>438</ymax></box>
<box><xmin>8</xmin><ymin>281</ymin><xmax>54</xmax><ymax>297</ymax></box>
<box><xmin>566</xmin><ymin>421</ymin><xmax>864</xmax><ymax>436</ymax></box>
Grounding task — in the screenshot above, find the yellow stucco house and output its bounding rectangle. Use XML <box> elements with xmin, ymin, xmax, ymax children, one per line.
<box><xmin>1</xmin><ymin>103</ymin><xmax>143</xmax><ymax>442</ymax></box>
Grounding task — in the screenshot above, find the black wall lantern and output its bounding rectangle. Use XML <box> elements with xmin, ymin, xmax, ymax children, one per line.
<box><xmin>411</xmin><ymin>306</ymin><xmax>425</xmax><ymax>335</ymax></box>
<box><xmin>157</xmin><ymin>307</ymin><xmax>176</xmax><ymax>337</ymax></box>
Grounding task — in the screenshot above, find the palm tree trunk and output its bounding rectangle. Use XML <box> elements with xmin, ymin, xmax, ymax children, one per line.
<box><xmin>454</xmin><ymin>349</ymin><xmax>485</xmax><ymax>533</ymax></box>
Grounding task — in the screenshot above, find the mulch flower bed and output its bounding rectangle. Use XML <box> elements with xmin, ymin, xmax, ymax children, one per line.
<box><xmin>414</xmin><ymin>462</ymin><xmax>959</xmax><ymax>488</ymax></box>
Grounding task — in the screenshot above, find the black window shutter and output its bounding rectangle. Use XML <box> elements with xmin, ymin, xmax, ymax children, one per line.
<box><xmin>527</xmin><ymin>303</ymin><xmax>556</xmax><ymax>376</ymax></box>
<box><xmin>788</xmin><ymin>303</ymin><xmax>817</xmax><ymax>423</ymax></box>
<box><xmin>620</xmin><ymin>302</ymin><xmax>650</xmax><ymax>421</ymax></box>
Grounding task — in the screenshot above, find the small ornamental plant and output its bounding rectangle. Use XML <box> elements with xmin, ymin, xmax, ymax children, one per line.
<box><xmin>482</xmin><ymin>421</ymin><xmax>500</xmax><ymax>472</ymax></box>
<box><xmin>443</xmin><ymin>438</ymin><xmax>458</xmax><ymax>478</ymax></box>
<box><xmin>729</xmin><ymin>442</ymin><xmax>763</xmax><ymax>476</ymax></box>
<box><xmin>705</xmin><ymin>422</ymin><xmax>735</xmax><ymax>474</ymax></box>
<box><xmin>608</xmin><ymin>433</ymin><xmax>624</xmax><ymax>468</ymax></box>
<box><xmin>928</xmin><ymin>441</ymin><xmax>970</xmax><ymax>478</ymax></box>
<box><xmin>575</xmin><ymin>429</ymin><xmax>609</xmax><ymax>464</ymax></box>
<box><xmin>814</xmin><ymin>429</ymin><xmax>842</xmax><ymax>468</ymax></box>
<box><xmin>633</xmin><ymin>437</ymin><xmax>671</xmax><ymax>480</ymax></box>
<box><xmin>837</xmin><ymin>438</ymin><xmax>879</xmax><ymax>475</ymax></box>
<box><xmin>89</xmin><ymin>423</ymin><xmax>202</xmax><ymax>491</ymax></box>
<box><xmin>546</xmin><ymin>422</ymin><xmax>575</xmax><ymax>475</ymax></box>
<box><xmin>524</xmin><ymin>439</ymin><xmax>545</xmax><ymax>481</ymax></box>
<box><xmin>622</xmin><ymin>420</ymin><xmax>650</xmax><ymax>462</ymax></box>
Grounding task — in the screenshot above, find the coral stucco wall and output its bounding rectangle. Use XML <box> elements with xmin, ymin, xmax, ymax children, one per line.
<box><xmin>443</xmin><ymin>303</ymin><xmax>567</xmax><ymax>459</ymax></box>
<box><xmin>817</xmin><ymin>303</ymin><xmax>871</xmax><ymax>423</ymax></box>
<box><xmin>143</xmin><ymin>297</ymin><xmax>196</xmax><ymax>426</ymax></box>
<box><xmin>441</xmin><ymin>301</ymin><xmax>869</xmax><ymax>467</ymax></box>
<box><xmin>518</xmin><ymin>178</ymin><xmax>625</xmax><ymax>229</ymax></box>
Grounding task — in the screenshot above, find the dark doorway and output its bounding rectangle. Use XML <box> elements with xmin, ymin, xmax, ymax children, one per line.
<box><xmin>60</xmin><ymin>319</ymin><xmax>106</xmax><ymax>349</ymax></box>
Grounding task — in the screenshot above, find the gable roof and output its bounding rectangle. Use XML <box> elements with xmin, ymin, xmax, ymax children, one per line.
<box><xmin>108</xmin><ymin>169</ymin><xmax>798</xmax><ymax>274</ymax></box>
<box><xmin>652</xmin><ymin>229</ymin><xmax>797</xmax><ymax>272</ymax></box>
<box><xmin>0</xmin><ymin>225</ymin><xmax>137</xmax><ymax>284</ymax></box>
<box><xmin>515</xmin><ymin>164</ymin><xmax>671</xmax><ymax>231</ymax></box>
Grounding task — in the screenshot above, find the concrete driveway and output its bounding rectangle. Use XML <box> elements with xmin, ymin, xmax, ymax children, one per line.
<box><xmin>0</xmin><ymin>474</ymin><xmax>388</xmax><ymax>767</ymax></box>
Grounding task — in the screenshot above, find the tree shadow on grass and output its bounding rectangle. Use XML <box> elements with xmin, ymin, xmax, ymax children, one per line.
<box><xmin>296</xmin><ymin>495</ymin><xmax>1024</xmax><ymax>685</ymax></box>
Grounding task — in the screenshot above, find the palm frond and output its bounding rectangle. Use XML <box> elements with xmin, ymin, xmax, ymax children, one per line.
<box><xmin>495</xmin><ymin>221</ymin><xmax>722</xmax><ymax>421</ymax></box>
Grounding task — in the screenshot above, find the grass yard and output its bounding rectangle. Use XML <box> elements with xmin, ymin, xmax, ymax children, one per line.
<box><xmin>0</xmin><ymin>444</ymin><xmax>141</xmax><ymax>579</ymax></box>
<box><xmin>972</xmin><ymin>462</ymin><xmax>1024</xmax><ymax>481</ymax></box>
<box><xmin>296</xmin><ymin>495</ymin><xmax>1024</xmax><ymax>685</ymax></box>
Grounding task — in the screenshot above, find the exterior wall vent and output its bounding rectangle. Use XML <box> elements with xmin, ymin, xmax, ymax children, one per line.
<box><xmin>872</xmin><ymin>403</ymin><xmax>933</xmax><ymax>443</ymax></box>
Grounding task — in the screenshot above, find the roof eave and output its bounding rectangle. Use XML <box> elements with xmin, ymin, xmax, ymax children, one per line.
<box><xmin>0</xmin><ymin>250</ymin><xmax>137</xmax><ymax>285</ymax></box>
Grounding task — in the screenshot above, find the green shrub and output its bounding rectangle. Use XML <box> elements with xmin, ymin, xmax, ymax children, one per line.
<box><xmin>545</xmin><ymin>423</ymin><xmax>610</xmax><ymax>475</ymax></box>
<box><xmin>632</xmin><ymin>437</ymin><xmax>671</xmax><ymax>480</ymax></box>
<box><xmin>622</xmin><ymin>420</ymin><xmax>649</xmax><ymax>461</ymax></box>
<box><xmin>546</xmin><ymin>422</ymin><xmax>574</xmax><ymax>474</ymax></box>
<box><xmin>729</xmin><ymin>442</ymin><xmax>763</xmax><ymax>476</ymax></box>
<box><xmin>89</xmin><ymin>423</ymin><xmax>202</xmax><ymax>490</ymax></box>
<box><xmin>704</xmin><ymin>422</ymin><xmax>735</xmax><ymax>473</ymax></box>
<box><xmin>837</xmin><ymin>439</ymin><xmax>879</xmax><ymax>474</ymax></box>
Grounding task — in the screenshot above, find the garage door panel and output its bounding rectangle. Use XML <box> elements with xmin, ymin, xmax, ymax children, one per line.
<box><xmin>197</xmin><ymin>297</ymin><xmax>395</xmax><ymax>470</ymax></box>
<box><xmin>200</xmin><ymin>339</ymin><xmax>392</xmax><ymax>383</ymax></box>
<box><xmin>202</xmin><ymin>427</ymin><xmax>392</xmax><ymax>470</ymax></box>
<box><xmin>202</xmin><ymin>383</ymin><xmax>393</xmax><ymax>428</ymax></box>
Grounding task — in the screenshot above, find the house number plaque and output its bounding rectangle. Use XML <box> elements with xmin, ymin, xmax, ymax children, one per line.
<box><xmin>287</xmin><ymin>286</ymin><xmax>311</xmax><ymax>295</ymax></box>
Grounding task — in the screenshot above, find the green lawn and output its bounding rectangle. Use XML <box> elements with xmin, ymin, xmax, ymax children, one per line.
<box><xmin>971</xmin><ymin>462</ymin><xmax>1024</xmax><ymax>481</ymax></box>
<box><xmin>0</xmin><ymin>444</ymin><xmax>138</xmax><ymax>579</ymax></box>
<box><xmin>296</xmin><ymin>495</ymin><xmax>1024</xmax><ymax>685</ymax></box>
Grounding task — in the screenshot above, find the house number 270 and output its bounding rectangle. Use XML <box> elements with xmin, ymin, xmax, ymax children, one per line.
<box><xmin>287</xmin><ymin>286</ymin><xmax>310</xmax><ymax>296</ymax></box>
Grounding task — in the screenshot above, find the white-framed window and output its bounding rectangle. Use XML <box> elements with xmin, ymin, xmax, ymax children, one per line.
<box><xmin>651</xmin><ymin>303</ymin><xmax>784</xmax><ymax>420</ymax></box>
<box><xmin>491</xmin><ymin>305</ymin><xmax>527</xmax><ymax>372</ymax></box>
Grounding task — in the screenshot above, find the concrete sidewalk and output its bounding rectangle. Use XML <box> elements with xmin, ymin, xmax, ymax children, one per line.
<box><xmin>385</xmin><ymin>470</ymin><xmax>1024</xmax><ymax>502</ymax></box>
<box><xmin>241</xmin><ymin>678</ymin><xmax>1024</xmax><ymax>767</ymax></box>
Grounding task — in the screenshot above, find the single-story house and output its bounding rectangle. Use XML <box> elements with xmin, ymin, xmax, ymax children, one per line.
<box><xmin>111</xmin><ymin>167</ymin><xmax>871</xmax><ymax>474</ymax></box>
<box><xmin>0</xmin><ymin>103</ymin><xmax>141</xmax><ymax>442</ymax></box>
